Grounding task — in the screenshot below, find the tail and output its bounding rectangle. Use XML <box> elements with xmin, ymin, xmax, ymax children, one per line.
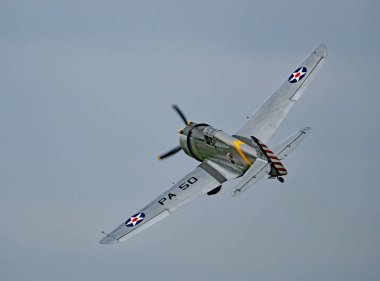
<box><xmin>231</xmin><ymin>127</ymin><xmax>311</xmax><ymax>197</ymax></box>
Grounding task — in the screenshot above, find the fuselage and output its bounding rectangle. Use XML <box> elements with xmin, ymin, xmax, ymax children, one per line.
<box><xmin>179</xmin><ymin>122</ymin><xmax>264</xmax><ymax>179</ymax></box>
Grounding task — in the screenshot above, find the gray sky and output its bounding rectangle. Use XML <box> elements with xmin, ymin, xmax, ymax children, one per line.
<box><xmin>0</xmin><ymin>0</ymin><xmax>379</xmax><ymax>280</ymax></box>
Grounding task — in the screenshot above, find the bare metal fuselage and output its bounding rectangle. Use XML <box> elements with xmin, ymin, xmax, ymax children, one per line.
<box><xmin>179</xmin><ymin>122</ymin><xmax>264</xmax><ymax>180</ymax></box>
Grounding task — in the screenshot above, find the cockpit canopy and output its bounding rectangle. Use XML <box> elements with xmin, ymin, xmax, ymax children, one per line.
<box><xmin>203</xmin><ymin>126</ymin><xmax>221</xmax><ymax>145</ymax></box>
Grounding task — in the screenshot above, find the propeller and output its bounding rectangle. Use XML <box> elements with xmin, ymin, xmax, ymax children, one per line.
<box><xmin>157</xmin><ymin>145</ymin><xmax>182</xmax><ymax>160</ymax></box>
<box><xmin>157</xmin><ymin>104</ymin><xmax>189</xmax><ymax>160</ymax></box>
<box><xmin>171</xmin><ymin>104</ymin><xmax>189</xmax><ymax>126</ymax></box>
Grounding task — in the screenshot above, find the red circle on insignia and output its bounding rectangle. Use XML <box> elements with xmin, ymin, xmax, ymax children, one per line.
<box><xmin>125</xmin><ymin>212</ymin><xmax>146</xmax><ymax>227</ymax></box>
<box><xmin>288</xmin><ymin>67</ymin><xmax>307</xmax><ymax>83</ymax></box>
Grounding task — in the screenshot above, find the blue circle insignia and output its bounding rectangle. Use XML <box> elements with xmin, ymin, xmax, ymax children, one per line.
<box><xmin>288</xmin><ymin>67</ymin><xmax>307</xmax><ymax>83</ymax></box>
<box><xmin>125</xmin><ymin>212</ymin><xmax>145</xmax><ymax>227</ymax></box>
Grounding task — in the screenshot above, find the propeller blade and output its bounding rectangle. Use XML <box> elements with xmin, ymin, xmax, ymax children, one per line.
<box><xmin>157</xmin><ymin>145</ymin><xmax>182</xmax><ymax>160</ymax></box>
<box><xmin>172</xmin><ymin>104</ymin><xmax>188</xmax><ymax>125</ymax></box>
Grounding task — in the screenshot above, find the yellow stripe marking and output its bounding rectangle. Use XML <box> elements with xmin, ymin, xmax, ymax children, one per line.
<box><xmin>233</xmin><ymin>140</ymin><xmax>252</xmax><ymax>166</ymax></box>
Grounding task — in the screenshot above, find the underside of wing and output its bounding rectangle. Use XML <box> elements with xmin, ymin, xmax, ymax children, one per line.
<box><xmin>234</xmin><ymin>44</ymin><xmax>327</xmax><ymax>144</ymax></box>
<box><xmin>99</xmin><ymin>162</ymin><xmax>227</xmax><ymax>244</ymax></box>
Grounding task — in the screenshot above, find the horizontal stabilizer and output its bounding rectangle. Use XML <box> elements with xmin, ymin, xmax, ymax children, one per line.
<box><xmin>273</xmin><ymin>127</ymin><xmax>311</xmax><ymax>160</ymax></box>
<box><xmin>231</xmin><ymin>158</ymin><xmax>271</xmax><ymax>197</ymax></box>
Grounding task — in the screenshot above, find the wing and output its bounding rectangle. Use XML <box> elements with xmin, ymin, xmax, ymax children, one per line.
<box><xmin>99</xmin><ymin>162</ymin><xmax>226</xmax><ymax>244</ymax></box>
<box><xmin>235</xmin><ymin>44</ymin><xmax>327</xmax><ymax>144</ymax></box>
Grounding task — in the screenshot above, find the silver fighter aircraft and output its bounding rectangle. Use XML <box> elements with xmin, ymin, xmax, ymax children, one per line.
<box><xmin>99</xmin><ymin>44</ymin><xmax>327</xmax><ymax>244</ymax></box>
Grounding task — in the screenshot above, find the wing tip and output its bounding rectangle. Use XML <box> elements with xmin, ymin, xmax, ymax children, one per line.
<box><xmin>99</xmin><ymin>235</ymin><xmax>119</xmax><ymax>245</ymax></box>
<box><xmin>231</xmin><ymin>190</ymin><xmax>241</xmax><ymax>197</ymax></box>
<box><xmin>301</xmin><ymin>127</ymin><xmax>311</xmax><ymax>133</ymax></box>
<box><xmin>314</xmin><ymin>44</ymin><xmax>327</xmax><ymax>58</ymax></box>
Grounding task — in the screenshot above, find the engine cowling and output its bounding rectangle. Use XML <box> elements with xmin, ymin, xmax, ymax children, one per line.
<box><xmin>179</xmin><ymin>123</ymin><xmax>209</xmax><ymax>161</ymax></box>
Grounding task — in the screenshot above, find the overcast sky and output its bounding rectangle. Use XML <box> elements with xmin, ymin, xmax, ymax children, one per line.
<box><xmin>0</xmin><ymin>1</ymin><xmax>379</xmax><ymax>280</ymax></box>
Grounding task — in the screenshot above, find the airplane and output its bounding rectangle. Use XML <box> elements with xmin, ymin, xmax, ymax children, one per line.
<box><xmin>99</xmin><ymin>44</ymin><xmax>327</xmax><ymax>244</ymax></box>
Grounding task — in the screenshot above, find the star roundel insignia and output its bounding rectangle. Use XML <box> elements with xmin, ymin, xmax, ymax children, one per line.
<box><xmin>125</xmin><ymin>212</ymin><xmax>145</xmax><ymax>227</ymax></box>
<box><xmin>288</xmin><ymin>67</ymin><xmax>307</xmax><ymax>83</ymax></box>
